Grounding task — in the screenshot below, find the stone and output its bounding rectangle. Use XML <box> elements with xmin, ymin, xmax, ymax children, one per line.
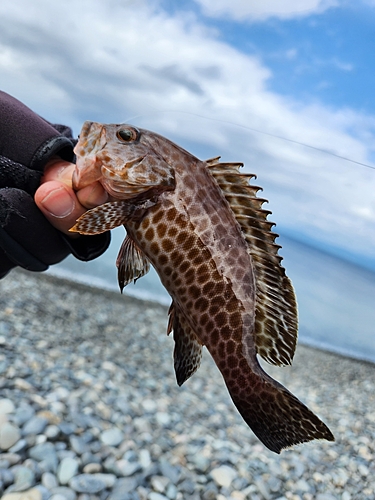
<box><xmin>11</xmin><ymin>466</ymin><xmax>36</xmax><ymax>492</ymax></box>
<box><xmin>49</xmin><ymin>486</ymin><xmax>77</xmax><ymax>500</ymax></box>
<box><xmin>139</xmin><ymin>449</ymin><xmax>151</xmax><ymax>469</ymax></box>
<box><xmin>91</xmin><ymin>473</ymin><xmax>117</xmax><ymax>488</ymax></box>
<box><xmin>115</xmin><ymin>460</ymin><xmax>142</xmax><ymax>477</ymax></box>
<box><xmin>57</xmin><ymin>457</ymin><xmax>79</xmax><ymax>485</ymax></box>
<box><xmin>151</xmin><ymin>475</ymin><xmax>169</xmax><ymax>493</ymax></box>
<box><xmin>0</xmin><ymin>398</ymin><xmax>15</xmax><ymax>414</ymax></box>
<box><xmin>2</xmin><ymin>468</ymin><xmax>15</xmax><ymax>486</ymax></box>
<box><xmin>44</xmin><ymin>425</ymin><xmax>60</xmax><ymax>440</ymax></box>
<box><xmin>210</xmin><ymin>465</ymin><xmax>237</xmax><ymax>488</ymax></box>
<box><xmin>58</xmin><ymin>423</ymin><xmax>76</xmax><ymax>437</ymax></box>
<box><xmin>33</xmin><ymin>485</ymin><xmax>49</xmax><ymax>500</ymax></box>
<box><xmin>12</xmin><ymin>406</ymin><xmax>35</xmax><ymax>427</ymax></box>
<box><xmin>9</xmin><ymin>439</ymin><xmax>28</xmax><ymax>454</ymax></box>
<box><xmin>41</xmin><ymin>471</ymin><xmax>58</xmax><ymax>489</ymax></box>
<box><xmin>0</xmin><ymin>452</ymin><xmax>22</xmax><ymax>465</ymax></box>
<box><xmin>22</xmin><ymin>418</ymin><xmax>48</xmax><ymax>436</ymax></box>
<box><xmin>0</xmin><ymin>422</ymin><xmax>21</xmax><ymax>450</ymax></box>
<box><xmin>82</xmin><ymin>463</ymin><xmax>102</xmax><ymax>474</ymax></box>
<box><xmin>1</xmin><ymin>488</ymin><xmax>42</xmax><ymax>500</ymax></box>
<box><xmin>159</xmin><ymin>461</ymin><xmax>180</xmax><ymax>484</ymax></box>
<box><xmin>100</xmin><ymin>428</ymin><xmax>124</xmax><ymax>447</ymax></box>
<box><xmin>69</xmin><ymin>436</ymin><xmax>88</xmax><ymax>455</ymax></box>
<box><xmin>110</xmin><ymin>477</ymin><xmax>139</xmax><ymax>494</ymax></box>
<box><xmin>69</xmin><ymin>474</ymin><xmax>107</xmax><ymax>493</ymax></box>
<box><xmin>29</xmin><ymin>442</ymin><xmax>58</xmax><ymax>473</ymax></box>
<box><xmin>149</xmin><ymin>493</ymin><xmax>168</xmax><ymax>500</ymax></box>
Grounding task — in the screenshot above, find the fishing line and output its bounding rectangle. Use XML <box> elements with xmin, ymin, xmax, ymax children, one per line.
<box><xmin>124</xmin><ymin>109</ymin><xmax>375</xmax><ymax>171</ymax></box>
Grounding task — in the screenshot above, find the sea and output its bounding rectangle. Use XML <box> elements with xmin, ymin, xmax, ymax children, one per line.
<box><xmin>50</xmin><ymin>227</ymin><xmax>375</xmax><ymax>364</ymax></box>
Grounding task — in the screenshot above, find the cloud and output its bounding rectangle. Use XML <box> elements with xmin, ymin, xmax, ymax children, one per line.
<box><xmin>192</xmin><ymin>0</ymin><xmax>339</xmax><ymax>21</ymax></box>
<box><xmin>0</xmin><ymin>0</ymin><xmax>374</xmax><ymax>264</ymax></box>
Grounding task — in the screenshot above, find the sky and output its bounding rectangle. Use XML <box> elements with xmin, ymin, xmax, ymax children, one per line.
<box><xmin>1</xmin><ymin>0</ymin><xmax>375</xmax><ymax>270</ymax></box>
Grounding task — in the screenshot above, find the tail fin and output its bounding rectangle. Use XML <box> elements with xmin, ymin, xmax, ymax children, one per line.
<box><xmin>223</xmin><ymin>366</ymin><xmax>334</xmax><ymax>453</ymax></box>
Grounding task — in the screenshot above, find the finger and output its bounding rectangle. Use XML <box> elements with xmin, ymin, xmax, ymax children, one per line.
<box><xmin>42</xmin><ymin>159</ymin><xmax>76</xmax><ymax>188</ymax></box>
<box><xmin>35</xmin><ymin>181</ymin><xmax>87</xmax><ymax>235</ymax></box>
<box><xmin>43</xmin><ymin>159</ymin><xmax>108</xmax><ymax>209</ymax></box>
<box><xmin>76</xmin><ymin>182</ymin><xmax>108</xmax><ymax>209</ymax></box>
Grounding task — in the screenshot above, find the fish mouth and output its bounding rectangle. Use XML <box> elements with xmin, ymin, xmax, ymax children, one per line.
<box><xmin>73</xmin><ymin>123</ymin><xmax>108</xmax><ymax>190</ymax></box>
<box><xmin>72</xmin><ymin>156</ymin><xmax>102</xmax><ymax>190</ymax></box>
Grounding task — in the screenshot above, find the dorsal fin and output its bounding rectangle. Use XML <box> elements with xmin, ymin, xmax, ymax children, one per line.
<box><xmin>206</xmin><ymin>158</ymin><xmax>298</xmax><ymax>366</ymax></box>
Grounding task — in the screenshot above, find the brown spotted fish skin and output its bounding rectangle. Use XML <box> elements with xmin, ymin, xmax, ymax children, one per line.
<box><xmin>71</xmin><ymin>121</ymin><xmax>334</xmax><ymax>453</ymax></box>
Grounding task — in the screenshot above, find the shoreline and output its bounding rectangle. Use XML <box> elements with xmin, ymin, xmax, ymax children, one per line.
<box><xmin>0</xmin><ymin>269</ymin><xmax>374</xmax><ymax>499</ymax></box>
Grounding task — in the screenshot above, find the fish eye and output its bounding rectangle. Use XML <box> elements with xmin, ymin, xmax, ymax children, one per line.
<box><xmin>117</xmin><ymin>128</ymin><xmax>138</xmax><ymax>143</ymax></box>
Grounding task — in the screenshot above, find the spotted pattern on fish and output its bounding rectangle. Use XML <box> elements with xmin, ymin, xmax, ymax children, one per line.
<box><xmin>70</xmin><ymin>121</ymin><xmax>334</xmax><ymax>453</ymax></box>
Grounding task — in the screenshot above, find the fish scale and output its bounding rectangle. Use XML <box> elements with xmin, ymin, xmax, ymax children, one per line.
<box><xmin>70</xmin><ymin>121</ymin><xmax>334</xmax><ymax>453</ymax></box>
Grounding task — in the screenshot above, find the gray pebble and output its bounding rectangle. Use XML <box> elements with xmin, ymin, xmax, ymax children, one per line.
<box><xmin>0</xmin><ymin>453</ymin><xmax>21</xmax><ymax>466</ymax></box>
<box><xmin>151</xmin><ymin>475</ymin><xmax>169</xmax><ymax>493</ymax></box>
<box><xmin>165</xmin><ymin>483</ymin><xmax>177</xmax><ymax>500</ymax></box>
<box><xmin>42</xmin><ymin>471</ymin><xmax>58</xmax><ymax>489</ymax></box>
<box><xmin>50</xmin><ymin>486</ymin><xmax>77</xmax><ymax>500</ymax></box>
<box><xmin>210</xmin><ymin>465</ymin><xmax>237</xmax><ymax>488</ymax></box>
<box><xmin>149</xmin><ymin>493</ymin><xmax>169</xmax><ymax>500</ymax></box>
<box><xmin>81</xmin><ymin>453</ymin><xmax>101</xmax><ymax>467</ymax></box>
<box><xmin>11</xmin><ymin>465</ymin><xmax>35</xmax><ymax>491</ymax></box>
<box><xmin>0</xmin><ymin>422</ymin><xmax>20</xmax><ymax>451</ymax></box>
<box><xmin>57</xmin><ymin>457</ymin><xmax>80</xmax><ymax>485</ymax></box>
<box><xmin>59</xmin><ymin>423</ymin><xmax>77</xmax><ymax>436</ymax></box>
<box><xmin>82</xmin><ymin>463</ymin><xmax>102</xmax><ymax>474</ymax></box>
<box><xmin>70</xmin><ymin>436</ymin><xmax>89</xmax><ymax>455</ymax></box>
<box><xmin>0</xmin><ymin>398</ymin><xmax>15</xmax><ymax>414</ymax></box>
<box><xmin>12</xmin><ymin>405</ymin><xmax>35</xmax><ymax>426</ymax></box>
<box><xmin>1</xmin><ymin>468</ymin><xmax>15</xmax><ymax>486</ymax></box>
<box><xmin>22</xmin><ymin>417</ymin><xmax>48</xmax><ymax>436</ymax></box>
<box><xmin>111</xmin><ymin>477</ymin><xmax>139</xmax><ymax>494</ymax></box>
<box><xmin>69</xmin><ymin>474</ymin><xmax>107</xmax><ymax>493</ymax></box>
<box><xmin>159</xmin><ymin>461</ymin><xmax>180</xmax><ymax>484</ymax></box>
<box><xmin>35</xmin><ymin>484</ymin><xmax>51</xmax><ymax>500</ymax></box>
<box><xmin>316</xmin><ymin>495</ymin><xmax>338</xmax><ymax>500</ymax></box>
<box><xmin>45</xmin><ymin>425</ymin><xmax>61</xmax><ymax>440</ymax></box>
<box><xmin>91</xmin><ymin>473</ymin><xmax>117</xmax><ymax>488</ymax></box>
<box><xmin>100</xmin><ymin>428</ymin><xmax>124</xmax><ymax>447</ymax></box>
<box><xmin>116</xmin><ymin>460</ymin><xmax>142</xmax><ymax>477</ymax></box>
<box><xmin>9</xmin><ymin>438</ymin><xmax>28</xmax><ymax>454</ymax></box>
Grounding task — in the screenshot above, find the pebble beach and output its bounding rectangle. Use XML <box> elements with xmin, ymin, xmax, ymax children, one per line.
<box><xmin>0</xmin><ymin>269</ymin><xmax>374</xmax><ymax>500</ymax></box>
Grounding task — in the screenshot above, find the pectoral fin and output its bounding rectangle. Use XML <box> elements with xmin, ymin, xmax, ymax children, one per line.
<box><xmin>70</xmin><ymin>201</ymin><xmax>131</xmax><ymax>235</ymax></box>
<box><xmin>167</xmin><ymin>301</ymin><xmax>203</xmax><ymax>386</ymax></box>
<box><xmin>116</xmin><ymin>234</ymin><xmax>150</xmax><ymax>292</ymax></box>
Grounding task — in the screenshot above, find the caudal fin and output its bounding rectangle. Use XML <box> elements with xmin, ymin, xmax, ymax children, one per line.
<box><xmin>224</xmin><ymin>371</ymin><xmax>334</xmax><ymax>453</ymax></box>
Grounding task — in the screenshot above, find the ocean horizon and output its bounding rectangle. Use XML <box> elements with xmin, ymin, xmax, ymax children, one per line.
<box><xmin>50</xmin><ymin>228</ymin><xmax>375</xmax><ymax>364</ymax></box>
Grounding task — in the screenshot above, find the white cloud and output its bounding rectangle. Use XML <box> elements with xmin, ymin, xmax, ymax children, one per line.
<box><xmin>0</xmin><ymin>0</ymin><xmax>374</xmax><ymax>263</ymax></box>
<box><xmin>193</xmin><ymin>0</ymin><xmax>339</xmax><ymax>21</ymax></box>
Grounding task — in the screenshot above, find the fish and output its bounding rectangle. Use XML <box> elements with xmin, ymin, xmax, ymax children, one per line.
<box><xmin>70</xmin><ymin>121</ymin><xmax>334</xmax><ymax>453</ymax></box>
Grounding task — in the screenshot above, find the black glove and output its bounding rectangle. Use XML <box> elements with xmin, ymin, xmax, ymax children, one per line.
<box><xmin>0</xmin><ymin>91</ymin><xmax>110</xmax><ymax>278</ymax></box>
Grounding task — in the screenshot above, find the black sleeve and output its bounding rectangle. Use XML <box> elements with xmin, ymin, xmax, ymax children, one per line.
<box><xmin>0</xmin><ymin>91</ymin><xmax>110</xmax><ymax>278</ymax></box>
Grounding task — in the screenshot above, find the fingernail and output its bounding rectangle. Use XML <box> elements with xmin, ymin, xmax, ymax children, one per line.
<box><xmin>40</xmin><ymin>187</ymin><xmax>75</xmax><ymax>218</ymax></box>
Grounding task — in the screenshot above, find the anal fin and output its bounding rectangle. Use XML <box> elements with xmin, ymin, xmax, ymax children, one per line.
<box><xmin>167</xmin><ymin>301</ymin><xmax>203</xmax><ymax>386</ymax></box>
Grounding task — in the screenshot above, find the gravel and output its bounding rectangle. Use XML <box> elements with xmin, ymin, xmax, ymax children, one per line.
<box><xmin>0</xmin><ymin>268</ymin><xmax>374</xmax><ymax>499</ymax></box>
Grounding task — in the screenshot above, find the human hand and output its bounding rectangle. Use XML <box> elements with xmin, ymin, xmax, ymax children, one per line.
<box><xmin>34</xmin><ymin>158</ymin><xmax>109</xmax><ymax>236</ymax></box>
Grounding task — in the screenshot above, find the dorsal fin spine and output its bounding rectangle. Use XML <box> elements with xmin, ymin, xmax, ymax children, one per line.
<box><xmin>206</xmin><ymin>159</ymin><xmax>298</xmax><ymax>367</ymax></box>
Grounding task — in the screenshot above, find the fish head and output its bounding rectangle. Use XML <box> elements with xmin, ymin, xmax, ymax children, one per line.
<box><xmin>73</xmin><ymin>121</ymin><xmax>175</xmax><ymax>200</ymax></box>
